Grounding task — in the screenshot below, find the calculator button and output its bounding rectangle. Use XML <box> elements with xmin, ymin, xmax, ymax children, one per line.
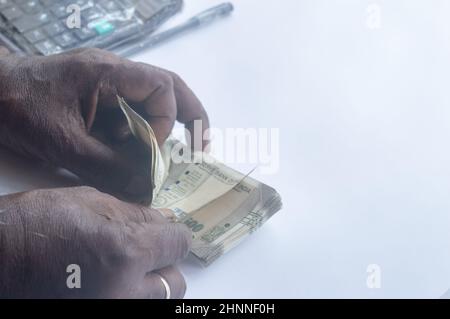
<box><xmin>54</xmin><ymin>32</ymin><xmax>77</xmax><ymax>48</ymax></box>
<box><xmin>74</xmin><ymin>26</ymin><xmax>96</xmax><ymax>41</ymax></box>
<box><xmin>1</xmin><ymin>5</ymin><xmax>23</xmax><ymax>20</ymax></box>
<box><xmin>0</xmin><ymin>0</ymin><xmax>12</xmax><ymax>10</ymax></box>
<box><xmin>24</xmin><ymin>28</ymin><xmax>46</xmax><ymax>43</ymax></box>
<box><xmin>83</xmin><ymin>7</ymin><xmax>103</xmax><ymax>22</ymax></box>
<box><xmin>74</xmin><ymin>0</ymin><xmax>89</xmax><ymax>8</ymax></box>
<box><xmin>50</xmin><ymin>3</ymin><xmax>69</xmax><ymax>18</ymax></box>
<box><xmin>93</xmin><ymin>21</ymin><xmax>115</xmax><ymax>35</ymax></box>
<box><xmin>44</xmin><ymin>21</ymin><xmax>66</xmax><ymax>36</ymax></box>
<box><xmin>39</xmin><ymin>0</ymin><xmax>55</xmax><ymax>7</ymax></box>
<box><xmin>12</xmin><ymin>12</ymin><xmax>50</xmax><ymax>32</ymax></box>
<box><xmin>21</xmin><ymin>0</ymin><xmax>42</xmax><ymax>14</ymax></box>
<box><xmin>35</xmin><ymin>39</ymin><xmax>61</xmax><ymax>55</ymax></box>
<box><xmin>99</xmin><ymin>0</ymin><xmax>120</xmax><ymax>13</ymax></box>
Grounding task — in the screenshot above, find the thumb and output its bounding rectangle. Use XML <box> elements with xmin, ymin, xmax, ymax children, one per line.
<box><xmin>64</xmin><ymin>131</ymin><xmax>152</xmax><ymax>202</ymax></box>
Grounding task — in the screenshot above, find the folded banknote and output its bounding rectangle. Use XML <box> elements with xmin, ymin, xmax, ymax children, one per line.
<box><xmin>118</xmin><ymin>96</ymin><xmax>282</xmax><ymax>266</ymax></box>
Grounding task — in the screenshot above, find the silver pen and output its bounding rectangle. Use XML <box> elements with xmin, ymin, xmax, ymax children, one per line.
<box><xmin>112</xmin><ymin>2</ymin><xmax>234</xmax><ymax>57</ymax></box>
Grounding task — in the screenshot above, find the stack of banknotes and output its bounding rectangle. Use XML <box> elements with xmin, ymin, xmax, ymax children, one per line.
<box><xmin>118</xmin><ymin>96</ymin><xmax>283</xmax><ymax>266</ymax></box>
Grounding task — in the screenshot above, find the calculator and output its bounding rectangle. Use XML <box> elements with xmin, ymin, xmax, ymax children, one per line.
<box><xmin>0</xmin><ymin>0</ymin><xmax>183</xmax><ymax>56</ymax></box>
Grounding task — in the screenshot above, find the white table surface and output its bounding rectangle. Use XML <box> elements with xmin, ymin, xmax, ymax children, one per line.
<box><xmin>1</xmin><ymin>0</ymin><xmax>450</xmax><ymax>298</ymax></box>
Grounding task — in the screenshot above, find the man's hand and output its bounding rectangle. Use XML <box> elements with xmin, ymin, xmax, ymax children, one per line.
<box><xmin>0</xmin><ymin>48</ymin><xmax>210</xmax><ymax>200</ymax></box>
<box><xmin>0</xmin><ymin>186</ymin><xmax>191</xmax><ymax>299</ymax></box>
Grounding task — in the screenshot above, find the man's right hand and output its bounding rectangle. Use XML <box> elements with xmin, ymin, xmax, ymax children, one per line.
<box><xmin>0</xmin><ymin>48</ymin><xmax>210</xmax><ymax>201</ymax></box>
<box><xmin>0</xmin><ymin>186</ymin><xmax>191</xmax><ymax>299</ymax></box>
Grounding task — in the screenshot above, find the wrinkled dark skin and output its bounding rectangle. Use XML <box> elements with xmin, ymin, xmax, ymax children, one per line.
<box><xmin>0</xmin><ymin>47</ymin><xmax>210</xmax><ymax>298</ymax></box>
<box><xmin>0</xmin><ymin>186</ymin><xmax>191</xmax><ymax>299</ymax></box>
<box><xmin>0</xmin><ymin>47</ymin><xmax>210</xmax><ymax>200</ymax></box>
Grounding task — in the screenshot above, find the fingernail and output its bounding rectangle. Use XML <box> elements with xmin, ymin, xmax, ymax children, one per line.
<box><xmin>156</xmin><ymin>208</ymin><xmax>177</xmax><ymax>222</ymax></box>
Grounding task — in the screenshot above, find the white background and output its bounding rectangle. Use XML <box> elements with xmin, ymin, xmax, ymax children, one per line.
<box><xmin>1</xmin><ymin>0</ymin><xmax>450</xmax><ymax>298</ymax></box>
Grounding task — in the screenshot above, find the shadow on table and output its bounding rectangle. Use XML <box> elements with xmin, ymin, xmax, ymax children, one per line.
<box><xmin>0</xmin><ymin>147</ymin><xmax>80</xmax><ymax>195</ymax></box>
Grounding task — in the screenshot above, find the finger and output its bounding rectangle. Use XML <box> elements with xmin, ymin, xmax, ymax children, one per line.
<box><xmin>152</xmin><ymin>67</ymin><xmax>210</xmax><ymax>151</ymax></box>
<box><xmin>155</xmin><ymin>208</ymin><xmax>177</xmax><ymax>222</ymax></box>
<box><xmin>117</xmin><ymin>202</ymin><xmax>176</xmax><ymax>224</ymax></box>
<box><xmin>64</xmin><ymin>129</ymin><xmax>152</xmax><ymax>200</ymax></box>
<box><xmin>138</xmin><ymin>222</ymin><xmax>192</xmax><ymax>271</ymax></box>
<box><xmin>100</xmin><ymin>62</ymin><xmax>178</xmax><ymax>147</ymax></box>
<box><xmin>134</xmin><ymin>266</ymin><xmax>187</xmax><ymax>299</ymax></box>
<box><xmin>135</xmin><ymin>207</ymin><xmax>177</xmax><ymax>224</ymax></box>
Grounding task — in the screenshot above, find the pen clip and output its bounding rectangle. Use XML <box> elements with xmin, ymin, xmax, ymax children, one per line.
<box><xmin>190</xmin><ymin>2</ymin><xmax>234</xmax><ymax>26</ymax></box>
